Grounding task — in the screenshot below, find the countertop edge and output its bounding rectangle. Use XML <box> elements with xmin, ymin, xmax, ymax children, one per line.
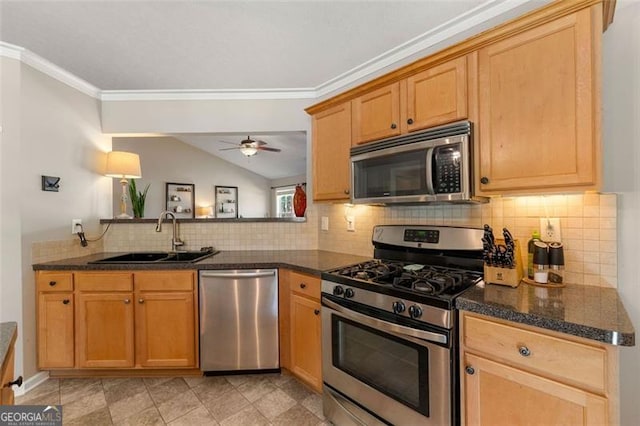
<box><xmin>0</xmin><ymin>322</ymin><xmax>18</xmax><ymax>370</ymax></box>
<box><xmin>456</xmin><ymin>297</ymin><xmax>635</xmax><ymax>347</ymax></box>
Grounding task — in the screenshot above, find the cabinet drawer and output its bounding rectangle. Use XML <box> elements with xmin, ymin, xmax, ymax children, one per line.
<box><xmin>76</xmin><ymin>272</ymin><xmax>133</xmax><ymax>292</ymax></box>
<box><xmin>135</xmin><ymin>271</ymin><xmax>194</xmax><ymax>291</ymax></box>
<box><xmin>462</xmin><ymin>314</ymin><xmax>607</xmax><ymax>393</ymax></box>
<box><xmin>289</xmin><ymin>271</ymin><xmax>320</xmax><ymax>300</ymax></box>
<box><xmin>37</xmin><ymin>272</ymin><xmax>73</xmax><ymax>292</ymax></box>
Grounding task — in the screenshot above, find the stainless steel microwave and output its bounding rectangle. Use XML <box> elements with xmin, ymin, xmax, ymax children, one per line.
<box><xmin>350</xmin><ymin>121</ymin><xmax>487</xmax><ymax>204</ymax></box>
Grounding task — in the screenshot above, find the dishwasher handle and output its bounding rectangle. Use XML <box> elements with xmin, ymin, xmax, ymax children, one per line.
<box><xmin>200</xmin><ymin>270</ymin><xmax>276</xmax><ymax>279</ymax></box>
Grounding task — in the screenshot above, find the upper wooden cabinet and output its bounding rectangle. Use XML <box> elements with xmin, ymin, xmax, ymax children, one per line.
<box><xmin>352</xmin><ymin>56</ymin><xmax>469</xmax><ymax>145</ymax></box>
<box><xmin>312</xmin><ymin>102</ymin><xmax>352</xmax><ymax>201</ymax></box>
<box><xmin>476</xmin><ymin>6</ymin><xmax>601</xmax><ymax>194</ymax></box>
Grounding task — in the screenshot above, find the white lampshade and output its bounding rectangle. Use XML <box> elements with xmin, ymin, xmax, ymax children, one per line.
<box><xmin>240</xmin><ymin>146</ymin><xmax>258</xmax><ymax>157</ymax></box>
<box><xmin>105</xmin><ymin>151</ymin><xmax>142</xmax><ymax>178</ymax></box>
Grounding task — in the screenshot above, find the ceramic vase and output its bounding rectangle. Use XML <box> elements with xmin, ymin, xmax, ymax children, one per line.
<box><xmin>293</xmin><ymin>185</ymin><xmax>307</xmax><ymax>217</ymax></box>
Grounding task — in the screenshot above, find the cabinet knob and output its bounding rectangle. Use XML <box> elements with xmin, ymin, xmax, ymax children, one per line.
<box><xmin>49</xmin><ymin>281</ymin><xmax>57</xmax><ymax>287</ymax></box>
<box><xmin>344</xmin><ymin>189</ymin><xmax>350</xmax><ymax>195</ymax></box>
<box><xmin>300</xmin><ymin>283</ymin><xmax>306</xmax><ymax>289</ymax></box>
<box><xmin>124</xmin><ymin>299</ymin><xmax>131</xmax><ymax>304</ymax></box>
<box><xmin>62</xmin><ymin>299</ymin><xmax>70</xmax><ymax>305</ymax></box>
<box><xmin>465</xmin><ymin>366</ymin><xmax>475</xmax><ymax>375</ymax></box>
<box><xmin>518</xmin><ymin>346</ymin><xmax>531</xmax><ymax>357</ymax></box>
<box><xmin>138</xmin><ymin>298</ymin><xmax>145</xmax><ymax>304</ymax></box>
<box><xmin>407</xmin><ymin>118</ymin><xmax>414</xmax><ymax>125</ymax></box>
<box><xmin>4</xmin><ymin>376</ymin><xmax>23</xmax><ymax>388</ymax></box>
<box><xmin>314</xmin><ymin>309</ymin><xmax>320</xmax><ymax>315</ymax></box>
<box><xmin>390</xmin><ymin>123</ymin><xmax>397</xmax><ymax>129</ymax></box>
<box><xmin>480</xmin><ymin>176</ymin><xmax>490</xmax><ymax>184</ymax></box>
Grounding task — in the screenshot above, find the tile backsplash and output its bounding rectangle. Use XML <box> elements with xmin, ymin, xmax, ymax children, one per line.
<box><xmin>32</xmin><ymin>238</ymin><xmax>104</xmax><ymax>264</ymax></box>
<box><xmin>316</xmin><ymin>193</ymin><xmax>617</xmax><ymax>288</ymax></box>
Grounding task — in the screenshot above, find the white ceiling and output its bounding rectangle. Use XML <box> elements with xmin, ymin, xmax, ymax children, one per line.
<box><xmin>0</xmin><ymin>0</ymin><xmax>551</xmax><ymax>179</ymax></box>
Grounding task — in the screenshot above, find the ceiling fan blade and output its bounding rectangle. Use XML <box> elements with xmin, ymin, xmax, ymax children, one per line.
<box><xmin>218</xmin><ymin>140</ymin><xmax>240</xmax><ymax>146</ymax></box>
<box><xmin>257</xmin><ymin>146</ymin><xmax>281</xmax><ymax>152</ymax></box>
<box><xmin>219</xmin><ymin>147</ymin><xmax>241</xmax><ymax>151</ymax></box>
<box><xmin>253</xmin><ymin>140</ymin><xmax>267</xmax><ymax>146</ymax></box>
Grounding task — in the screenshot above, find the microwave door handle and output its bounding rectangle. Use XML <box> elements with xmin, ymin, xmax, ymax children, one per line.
<box><xmin>426</xmin><ymin>147</ymin><xmax>435</xmax><ymax>195</ymax></box>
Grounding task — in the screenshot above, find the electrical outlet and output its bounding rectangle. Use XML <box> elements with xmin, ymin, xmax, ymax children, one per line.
<box><xmin>346</xmin><ymin>216</ymin><xmax>355</xmax><ymax>232</ymax></box>
<box><xmin>321</xmin><ymin>216</ymin><xmax>329</xmax><ymax>231</ymax></box>
<box><xmin>540</xmin><ymin>217</ymin><xmax>562</xmax><ymax>242</ymax></box>
<box><xmin>71</xmin><ymin>219</ymin><xmax>82</xmax><ymax>234</ymax></box>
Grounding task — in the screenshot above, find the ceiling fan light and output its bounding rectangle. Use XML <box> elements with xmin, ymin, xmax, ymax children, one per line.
<box><xmin>240</xmin><ymin>146</ymin><xmax>258</xmax><ymax>157</ymax></box>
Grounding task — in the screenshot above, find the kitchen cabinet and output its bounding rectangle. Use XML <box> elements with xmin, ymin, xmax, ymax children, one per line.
<box><xmin>475</xmin><ymin>5</ymin><xmax>601</xmax><ymax>194</ymax></box>
<box><xmin>36</xmin><ymin>270</ymin><xmax>198</xmax><ymax>371</ymax></box>
<box><xmin>460</xmin><ymin>312</ymin><xmax>616</xmax><ymax>425</ymax></box>
<box><xmin>351</xmin><ymin>56</ymin><xmax>469</xmax><ymax>145</ymax></box>
<box><xmin>36</xmin><ymin>272</ymin><xmax>74</xmax><ymax>368</ymax></box>
<box><xmin>312</xmin><ymin>102</ymin><xmax>352</xmax><ymax>201</ymax></box>
<box><xmin>0</xmin><ymin>325</ymin><xmax>18</xmax><ymax>405</ymax></box>
<box><xmin>288</xmin><ymin>270</ymin><xmax>322</xmax><ymax>392</ymax></box>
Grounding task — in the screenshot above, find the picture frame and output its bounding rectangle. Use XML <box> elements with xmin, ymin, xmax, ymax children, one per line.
<box><xmin>215</xmin><ymin>186</ymin><xmax>238</xmax><ymax>218</ymax></box>
<box><xmin>166</xmin><ymin>182</ymin><xmax>195</xmax><ymax>219</ymax></box>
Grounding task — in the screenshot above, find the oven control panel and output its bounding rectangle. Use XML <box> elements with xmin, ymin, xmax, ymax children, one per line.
<box><xmin>404</xmin><ymin>229</ymin><xmax>439</xmax><ymax>244</ymax></box>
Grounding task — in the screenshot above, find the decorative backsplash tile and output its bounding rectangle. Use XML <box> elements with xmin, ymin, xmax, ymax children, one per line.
<box><xmin>32</xmin><ymin>238</ymin><xmax>104</xmax><ymax>264</ymax></box>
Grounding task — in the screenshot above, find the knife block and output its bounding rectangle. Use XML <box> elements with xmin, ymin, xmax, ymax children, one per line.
<box><xmin>484</xmin><ymin>239</ymin><xmax>524</xmax><ymax>288</ymax></box>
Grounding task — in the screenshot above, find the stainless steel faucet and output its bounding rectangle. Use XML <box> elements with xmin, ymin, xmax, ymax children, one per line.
<box><xmin>156</xmin><ymin>211</ymin><xmax>185</xmax><ymax>252</ymax></box>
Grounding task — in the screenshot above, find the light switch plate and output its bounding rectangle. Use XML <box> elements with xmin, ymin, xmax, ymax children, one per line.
<box><xmin>321</xmin><ymin>216</ymin><xmax>329</xmax><ymax>231</ymax></box>
<box><xmin>346</xmin><ymin>216</ymin><xmax>355</xmax><ymax>232</ymax></box>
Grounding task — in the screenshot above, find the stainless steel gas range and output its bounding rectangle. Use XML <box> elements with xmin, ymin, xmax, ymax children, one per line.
<box><xmin>320</xmin><ymin>225</ymin><xmax>484</xmax><ymax>426</ymax></box>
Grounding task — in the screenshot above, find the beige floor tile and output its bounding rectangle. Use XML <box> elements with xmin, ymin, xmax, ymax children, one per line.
<box><xmin>202</xmin><ymin>389</ymin><xmax>250</xmax><ymax>423</ymax></box>
<box><xmin>63</xmin><ymin>389</ymin><xmax>108</xmax><ymax>422</ymax></box>
<box><xmin>235</xmin><ymin>377</ymin><xmax>277</xmax><ymax>403</ymax></box>
<box><xmin>114</xmin><ymin>406</ymin><xmax>165</xmax><ymax>426</ymax></box>
<box><xmin>219</xmin><ymin>406</ymin><xmax>270</xmax><ymax>426</ymax></box>
<box><xmin>223</xmin><ymin>375</ymin><xmax>251</xmax><ymax>388</ymax></box>
<box><xmin>147</xmin><ymin>377</ymin><xmax>189</xmax><ymax>405</ymax></box>
<box><xmin>108</xmin><ymin>389</ymin><xmax>154</xmax><ymax>423</ymax></box>
<box><xmin>16</xmin><ymin>390</ymin><xmax>60</xmax><ymax>406</ymax></box>
<box><xmin>182</xmin><ymin>376</ymin><xmax>208</xmax><ymax>389</ymax></box>
<box><xmin>142</xmin><ymin>377</ymin><xmax>175</xmax><ymax>388</ymax></box>
<box><xmin>278</xmin><ymin>377</ymin><xmax>313</xmax><ymax>401</ymax></box>
<box><xmin>66</xmin><ymin>406</ymin><xmax>113</xmax><ymax>426</ymax></box>
<box><xmin>254</xmin><ymin>388</ymin><xmax>297</xmax><ymax>420</ymax></box>
<box><xmin>103</xmin><ymin>378</ymin><xmax>147</xmax><ymax>405</ymax></box>
<box><xmin>272</xmin><ymin>404</ymin><xmax>321</xmax><ymax>426</ymax></box>
<box><xmin>192</xmin><ymin>377</ymin><xmax>234</xmax><ymax>404</ymax></box>
<box><xmin>301</xmin><ymin>393</ymin><xmax>325</xmax><ymax>420</ymax></box>
<box><xmin>156</xmin><ymin>389</ymin><xmax>204</xmax><ymax>424</ymax></box>
<box><xmin>267</xmin><ymin>372</ymin><xmax>294</xmax><ymax>388</ymax></box>
<box><xmin>60</xmin><ymin>378</ymin><xmax>102</xmax><ymax>405</ymax></box>
<box><xmin>15</xmin><ymin>379</ymin><xmax>59</xmax><ymax>404</ymax></box>
<box><xmin>167</xmin><ymin>405</ymin><xmax>218</xmax><ymax>426</ymax></box>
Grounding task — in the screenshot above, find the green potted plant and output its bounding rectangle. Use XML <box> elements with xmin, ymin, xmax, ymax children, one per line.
<box><xmin>128</xmin><ymin>179</ymin><xmax>150</xmax><ymax>218</ymax></box>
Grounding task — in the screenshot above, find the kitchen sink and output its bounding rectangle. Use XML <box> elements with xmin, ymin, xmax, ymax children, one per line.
<box><xmin>90</xmin><ymin>250</ymin><xmax>218</xmax><ymax>264</ymax></box>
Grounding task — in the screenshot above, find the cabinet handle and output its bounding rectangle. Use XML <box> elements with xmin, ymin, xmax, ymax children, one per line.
<box><xmin>49</xmin><ymin>281</ymin><xmax>57</xmax><ymax>286</ymax></box>
<box><xmin>390</xmin><ymin>123</ymin><xmax>397</xmax><ymax>129</ymax></box>
<box><xmin>62</xmin><ymin>299</ymin><xmax>70</xmax><ymax>305</ymax></box>
<box><xmin>138</xmin><ymin>298</ymin><xmax>145</xmax><ymax>304</ymax></box>
<box><xmin>465</xmin><ymin>366</ymin><xmax>475</xmax><ymax>375</ymax></box>
<box><xmin>480</xmin><ymin>176</ymin><xmax>490</xmax><ymax>184</ymax></box>
<box><xmin>300</xmin><ymin>283</ymin><xmax>307</xmax><ymax>289</ymax></box>
<box><xmin>314</xmin><ymin>309</ymin><xmax>320</xmax><ymax>315</ymax></box>
<box><xmin>124</xmin><ymin>299</ymin><xmax>131</xmax><ymax>304</ymax></box>
<box><xmin>518</xmin><ymin>346</ymin><xmax>531</xmax><ymax>357</ymax></box>
<box><xmin>407</xmin><ymin>118</ymin><xmax>414</xmax><ymax>125</ymax></box>
<box><xmin>4</xmin><ymin>376</ymin><xmax>23</xmax><ymax>388</ymax></box>
<box><xmin>344</xmin><ymin>189</ymin><xmax>350</xmax><ymax>195</ymax></box>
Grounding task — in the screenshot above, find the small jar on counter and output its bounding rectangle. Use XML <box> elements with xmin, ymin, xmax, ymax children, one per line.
<box><xmin>532</xmin><ymin>241</ymin><xmax>549</xmax><ymax>284</ymax></box>
<box><xmin>548</xmin><ymin>242</ymin><xmax>565</xmax><ymax>284</ymax></box>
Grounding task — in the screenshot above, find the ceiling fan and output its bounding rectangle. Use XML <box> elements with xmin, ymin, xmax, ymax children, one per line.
<box><xmin>219</xmin><ymin>136</ymin><xmax>282</xmax><ymax>157</ymax></box>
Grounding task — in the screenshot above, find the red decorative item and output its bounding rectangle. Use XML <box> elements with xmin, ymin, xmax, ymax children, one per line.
<box><xmin>293</xmin><ymin>184</ymin><xmax>307</xmax><ymax>217</ymax></box>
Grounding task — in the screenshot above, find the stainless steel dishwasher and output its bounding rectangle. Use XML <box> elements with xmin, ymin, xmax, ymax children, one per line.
<box><xmin>199</xmin><ymin>269</ymin><xmax>279</xmax><ymax>373</ymax></box>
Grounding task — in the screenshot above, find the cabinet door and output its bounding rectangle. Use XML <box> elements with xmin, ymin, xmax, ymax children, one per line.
<box><xmin>76</xmin><ymin>292</ymin><xmax>134</xmax><ymax>368</ymax></box>
<box><xmin>352</xmin><ymin>82</ymin><xmax>401</xmax><ymax>144</ymax></box>
<box><xmin>463</xmin><ymin>353</ymin><xmax>607</xmax><ymax>426</ymax></box>
<box><xmin>406</xmin><ymin>56</ymin><xmax>468</xmax><ymax>132</ymax></box>
<box><xmin>135</xmin><ymin>292</ymin><xmax>196</xmax><ymax>367</ymax></box>
<box><xmin>0</xmin><ymin>342</ymin><xmax>16</xmax><ymax>405</ymax></box>
<box><xmin>312</xmin><ymin>103</ymin><xmax>352</xmax><ymax>201</ymax></box>
<box><xmin>38</xmin><ymin>293</ymin><xmax>74</xmax><ymax>368</ymax></box>
<box><xmin>477</xmin><ymin>7</ymin><xmax>599</xmax><ymax>193</ymax></box>
<box><xmin>290</xmin><ymin>293</ymin><xmax>322</xmax><ymax>392</ymax></box>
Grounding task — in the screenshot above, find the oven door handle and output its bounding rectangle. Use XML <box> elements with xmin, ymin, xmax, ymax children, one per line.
<box><xmin>322</xmin><ymin>296</ymin><xmax>448</xmax><ymax>345</ymax></box>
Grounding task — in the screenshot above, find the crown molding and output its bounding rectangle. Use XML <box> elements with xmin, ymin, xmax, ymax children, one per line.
<box><xmin>99</xmin><ymin>88</ymin><xmax>316</xmax><ymax>102</ymax></box>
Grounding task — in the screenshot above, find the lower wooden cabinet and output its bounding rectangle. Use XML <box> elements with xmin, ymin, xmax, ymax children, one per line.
<box><xmin>460</xmin><ymin>312</ymin><xmax>616</xmax><ymax>426</ymax></box>
<box><xmin>36</xmin><ymin>270</ymin><xmax>198</xmax><ymax>370</ymax></box>
<box><xmin>280</xmin><ymin>269</ymin><xmax>323</xmax><ymax>392</ymax></box>
<box><xmin>0</xmin><ymin>328</ymin><xmax>17</xmax><ymax>405</ymax></box>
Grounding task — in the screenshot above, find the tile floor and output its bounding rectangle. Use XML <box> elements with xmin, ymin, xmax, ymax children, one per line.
<box><xmin>16</xmin><ymin>372</ymin><xmax>328</xmax><ymax>425</ymax></box>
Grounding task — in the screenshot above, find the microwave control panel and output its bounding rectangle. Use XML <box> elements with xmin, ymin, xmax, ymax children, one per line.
<box><xmin>433</xmin><ymin>144</ymin><xmax>462</xmax><ymax>194</ymax></box>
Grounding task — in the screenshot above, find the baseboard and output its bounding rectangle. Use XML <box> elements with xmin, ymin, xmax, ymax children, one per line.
<box><xmin>14</xmin><ymin>371</ymin><xmax>50</xmax><ymax>397</ymax></box>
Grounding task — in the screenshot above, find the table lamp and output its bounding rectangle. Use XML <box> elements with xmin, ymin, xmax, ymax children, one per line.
<box><xmin>105</xmin><ymin>151</ymin><xmax>142</xmax><ymax>219</ymax></box>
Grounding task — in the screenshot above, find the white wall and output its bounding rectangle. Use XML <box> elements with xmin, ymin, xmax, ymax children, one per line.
<box><xmin>602</xmin><ymin>2</ymin><xmax>640</xmax><ymax>424</ymax></box>
<box><xmin>0</xmin><ymin>59</ymin><xmax>110</xmax><ymax>379</ymax></box>
<box><xmin>112</xmin><ymin>136</ymin><xmax>271</xmax><ymax>218</ymax></box>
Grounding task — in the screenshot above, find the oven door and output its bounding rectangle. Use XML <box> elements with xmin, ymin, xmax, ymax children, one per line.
<box><xmin>321</xmin><ymin>295</ymin><xmax>452</xmax><ymax>426</ymax></box>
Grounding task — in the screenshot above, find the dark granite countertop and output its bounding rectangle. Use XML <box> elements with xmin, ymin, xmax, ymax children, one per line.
<box><xmin>0</xmin><ymin>322</ymin><xmax>17</xmax><ymax>369</ymax></box>
<box><xmin>32</xmin><ymin>250</ymin><xmax>371</xmax><ymax>276</ymax></box>
<box><xmin>456</xmin><ymin>282</ymin><xmax>635</xmax><ymax>347</ymax></box>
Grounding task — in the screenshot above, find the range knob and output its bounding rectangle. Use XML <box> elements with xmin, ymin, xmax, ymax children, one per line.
<box><xmin>332</xmin><ymin>286</ymin><xmax>344</xmax><ymax>296</ymax></box>
<box><xmin>392</xmin><ymin>301</ymin><xmax>406</xmax><ymax>314</ymax></box>
<box><xmin>408</xmin><ymin>305</ymin><xmax>423</xmax><ymax>319</ymax></box>
<box><xmin>344</xmin><ymin>288</ymin><xmax>355</xmax><ymax>298</ymax></box>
